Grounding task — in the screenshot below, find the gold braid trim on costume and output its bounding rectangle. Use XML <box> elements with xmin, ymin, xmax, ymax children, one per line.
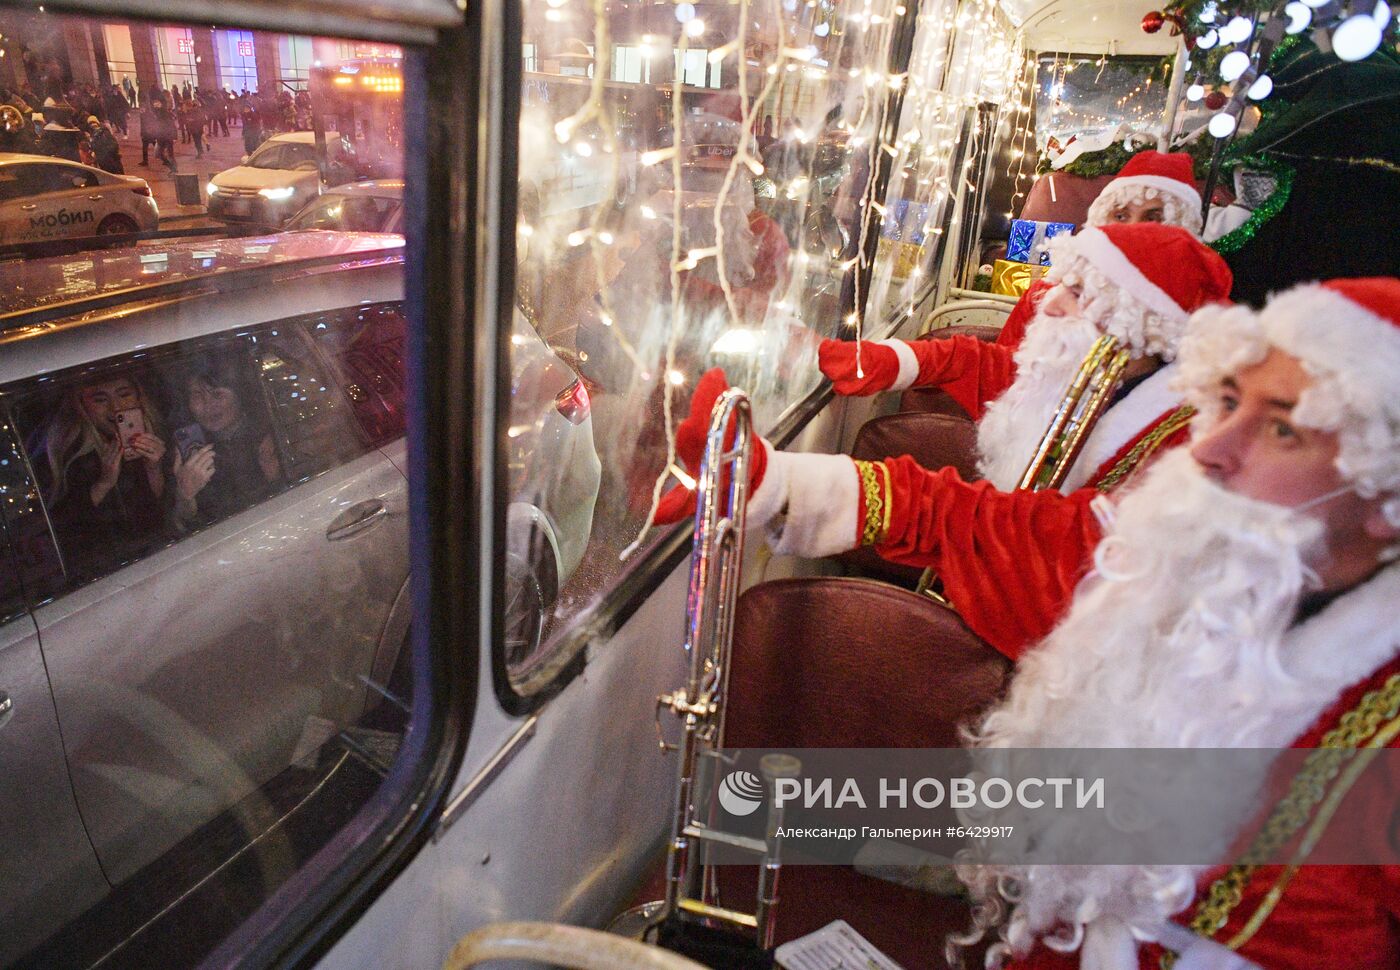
<box><xmin>1161</xmin><ymin>674</ymin><xmax>1400</xmax><ymax>968</ymax></box>
<box><xmin>854</xmin><ymin>459</ymin><xmax>891</xmax><ymax>546</ymax></box>
<box><xmin>1094</xmin><ymin>405</ymin><xmax>1195</xmax><ymax>494</ymax></box>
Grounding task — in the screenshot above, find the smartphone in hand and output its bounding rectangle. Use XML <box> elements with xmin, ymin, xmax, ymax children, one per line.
<box><xmin>115</xmin><ymin>407</ymin><xmax>147</xmax><ymax>459</ymax></box>
<box><xmin>173</xmin><ymin>422</ymin><xmax>208</xmax><ymax>461</ymax></box>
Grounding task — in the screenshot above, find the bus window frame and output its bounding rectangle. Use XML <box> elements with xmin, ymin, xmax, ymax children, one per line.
<box><xmin>10</xmin><ymin>2</ymin><xmax>480</xmax><ymax>967</ymax></box>
<box><xmin>489</xmin><ymin>0</ymin><xmax>977</xmax><ymax>713</ymax></box>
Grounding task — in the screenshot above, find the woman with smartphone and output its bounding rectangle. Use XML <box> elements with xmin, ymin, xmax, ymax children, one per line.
<box><xmin>40</xmin><ymin>373</ymin><xmax>170</xmax><ymax>576</ymax></box>
<box><xmin>168</xmin><ymin>353</ymin><xmax>283</xmax><ymax>528</ymax></box>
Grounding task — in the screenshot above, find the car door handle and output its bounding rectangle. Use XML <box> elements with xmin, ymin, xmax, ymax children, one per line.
<box><xmin>326</xmin><ymin>499</ymin><xmax>388</xmax><ymax>541</ymax></box>
<box><xmin>0</xmin><ymin>690</ymin><xmax>13</xmax><ymax>730</ymax></box>
<box><xmin>87</xmin><ymin>194</ymin><xmax>104</xmax><ymax>201</ymax></box>
<box><xmin>19</xmin><ymin>203</ymin><xmax>36</xmax><ymax>210</ymax></box>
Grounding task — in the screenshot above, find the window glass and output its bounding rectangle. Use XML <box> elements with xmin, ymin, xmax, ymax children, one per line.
<box><xmin>286</xmin><ymin>192</ymin><xmax>400</xmax><ymax>232</ymax></box>
<box><xmin>866</xmin><ymin>0</ymin><xmax>1023</xmax><ymax>321</ymax></box>
<box><xmin>510</xmin><ymin>0</ymin><xmax>986</xmax><ymax>687</ymax></box>
<box><xmin>0</xmin><ymin>408</ymin><xmax>65</xmax><ymax>622</ymax></box>
<box><xmin>1035</xmin><ymin>54</ymin><xmax>1173</xmax><ymax>160</ymax></box>
<box><xmin>0</xmin><ymin>11</ymin><xmax>415</xmax><ymax>967</ymax></box>
<box><xmin>250</xmin><ymin>320</ymin><xmax>371</xmax><ymax>480</ymax></box>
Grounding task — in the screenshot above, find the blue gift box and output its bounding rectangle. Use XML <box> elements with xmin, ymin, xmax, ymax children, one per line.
<box><xmin>1007</xmin><ymin>219</ymin><xmax>1075</xmax><ymax>265</ymax></box>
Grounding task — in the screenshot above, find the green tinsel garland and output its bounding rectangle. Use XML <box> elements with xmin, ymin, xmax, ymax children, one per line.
<box><xmin>1209</xmin><ymin>154</ymin><xmax>1296</xmax><ymax>254</ymax></box>
<box><xmin>1206</xmin><ymin>35</ymin><xmax>1308</xmax><ymax>254</ymax></box>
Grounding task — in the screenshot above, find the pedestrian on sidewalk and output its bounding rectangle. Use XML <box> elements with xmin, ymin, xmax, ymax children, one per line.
<box><xmin>242</xmin><ymin>105</ymin><xmax>263</xmax><ymax>156</ymax></box>
<box><xmin>139</xmin><ymin>99</ymin><xmax>155</xmax><ymax>165</ymax></box>
<box><xmin>86</xmin><ymin>117</ymin><xmax>124</xmax><ymax>175</ymax></box>
<box><xmin>183</xmin><ymin>97</ymin><xmax>205</xmax><ymax>158</ymax></box>
<box><xmin>153</xmin><ymin>98</ymin><xmax>177</xmax><ymax>172</ymax></box>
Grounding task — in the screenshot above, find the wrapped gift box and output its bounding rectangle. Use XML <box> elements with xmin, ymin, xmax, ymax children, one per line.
<box><xmin>992</xmin><ymin>258</ymin><xmax>1049</xmax><ymax>297</ymax></box>
<box><xmin>1007</xmin><ymin>218</ymin><xmax>1075</xmax><ymax>265</ymax></box>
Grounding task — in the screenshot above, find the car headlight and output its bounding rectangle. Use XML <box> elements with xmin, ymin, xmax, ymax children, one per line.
<box><xmin>258</xmin><ymin>186</ymin><xmax>296</xmax><ymax>201</ymax></box>
<box><xmin>206</xmin><ymin>181</ymin><xmax>219</xmax><ymax>195</ymax></box>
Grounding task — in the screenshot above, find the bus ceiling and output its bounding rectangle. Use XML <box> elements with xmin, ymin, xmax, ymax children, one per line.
<box><xmin>1005</xmin><ymin>0</ymin><xmax>1182</xmax><ymax>55</ymax></box>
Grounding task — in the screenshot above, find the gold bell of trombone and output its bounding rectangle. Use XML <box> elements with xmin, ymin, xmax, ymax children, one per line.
<box><xmin>917</xmin><ymin>332</ymin><xmax>1131</xmax><ymax>598</ymax></box>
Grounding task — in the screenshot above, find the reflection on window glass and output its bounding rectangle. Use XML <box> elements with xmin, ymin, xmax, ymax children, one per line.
<box><xmin>0</xmin><ymin>9</ymin><xmax>410</xmax><ymax>966</ymax></box>
<box><xmin>509</xmin><ymin>0</ymin><xmax>1022</xmax><ymax>688</ymax></box>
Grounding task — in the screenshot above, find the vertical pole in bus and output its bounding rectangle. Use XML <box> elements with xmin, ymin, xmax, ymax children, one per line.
<box><xmin>1158</xmin><ymin>38</ymin><xmax>1189</xmax><ymax>151</ymax></box>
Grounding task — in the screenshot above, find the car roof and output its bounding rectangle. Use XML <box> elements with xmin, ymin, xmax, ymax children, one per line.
<box><xmin>318</xmin><ymin>179</ymin><xmax>404</xmax><ymax>200</ymax></box>
<box><xmin>0</xmin><ymin>152</ymin><xmax>115</xmax><ymax>176</ymax></box>
<box><xmin>264</xmin><ymin>131</ymin><xmax>343</xmax><ymax>145</ymax></box>
<box><xmin>0</xmin><ymin>231</ymin><xmax>402</xmax><ymax>320</ymax></box>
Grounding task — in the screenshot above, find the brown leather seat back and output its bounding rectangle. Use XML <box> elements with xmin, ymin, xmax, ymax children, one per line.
<box><xmin>839</xmin><ymin>412</ymin><xmax>980</xmax><ymax>585</ymax></box>
<box><xmin>850</xmin><ymin>411</ymin><xmax>980</xmax><ymax>480</ymax></box>
<box><xmin>898</xmin><ymin>325</ymin><xmax>1002</xmax><ymax>417</ymax></box>
<box><xmin>725</xmin><ymin>578</ymin><xmax>1012</xmax><ymax>749</ymax></box>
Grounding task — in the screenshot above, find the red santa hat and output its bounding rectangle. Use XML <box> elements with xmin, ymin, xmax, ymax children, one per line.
<box><xmin>1086</xmin><ymin>150</ymin><xmax>1204</xmax><ymax>236</ymax></box>
<box><xmin>1044</xmin><ymin>222</ymin><xmax>1233</xmax><ymax>360</ymax></box>
<box><xmin>1177</xmin><ymin>277</ymin><xmax>1400</xmax><ymax>518</ymax></box>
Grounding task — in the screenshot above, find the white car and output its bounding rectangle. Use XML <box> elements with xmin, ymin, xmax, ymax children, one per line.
<box><xmin>0</xmin><ymin>152</ymin><xmax>159</xmax><ymax>244</ymax></box>
<box><xmin>0</xmin><ymin>231</ymin><xmax>599</xmax><ymax>961</ymax></box>
<box><xmin>206</xmin><ymin>130</ymin><xmax>363</xmax><ymax>226</ymax></box>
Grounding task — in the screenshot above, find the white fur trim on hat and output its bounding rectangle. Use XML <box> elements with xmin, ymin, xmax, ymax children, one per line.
<box><xmin>879</xmin><ymin>338</ymin><xmax>920</xmax><ymax>392</ymax></box>
<box><xmin>763</xmin><ymin>451</ymin><xmax>861</xmax><ymax>557</ymax></box>
<box><xmin>1072</xmin><ymin>227</ymin><xmax>1188</xmax><ymax>326</ymax></box>
<box><xmin>1113</xmin><ymin>174</ymin><xmax>1201</xmax><ymax>210</ymax></box>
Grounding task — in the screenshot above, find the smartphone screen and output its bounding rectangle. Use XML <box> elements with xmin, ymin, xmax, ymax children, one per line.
<box><xmin>174</xmin><ymin>423</ymin><xmax>207</xmax><ymax>461</ymax></box>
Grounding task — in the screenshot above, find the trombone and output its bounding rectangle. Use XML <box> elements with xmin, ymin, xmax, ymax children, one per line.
<box><xmin>640</xmin><ymin>387</ymin><xmax>799</xmax><ymax>954</ymax></box>
<box><xmin>917</xmin><ymin>332</ymin><xmax>1130</xmax><ymax>596</ymax></box>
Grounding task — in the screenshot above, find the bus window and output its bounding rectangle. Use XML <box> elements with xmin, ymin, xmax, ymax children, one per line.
<box><xmin>0</xmin><ymin>7</ymin><xmax>454</xmax><ymax>966</ymax></box>
<box><xmin>502</xmin><ymin>0</ymin><xmax>1027</xmax><ymax>696</ymax></box>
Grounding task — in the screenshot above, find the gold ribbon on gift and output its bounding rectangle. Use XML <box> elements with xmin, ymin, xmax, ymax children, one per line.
<box><xmin>991</xmin><ymin>258</ymin><xmax>1049</xmax><ymax>297</ymax></box>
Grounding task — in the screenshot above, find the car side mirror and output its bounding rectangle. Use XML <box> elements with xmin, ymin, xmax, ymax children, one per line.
<box><xmin>72</xmin><ymin>177</ymin><xmax>85</xmax><ymax>188</ymax></box>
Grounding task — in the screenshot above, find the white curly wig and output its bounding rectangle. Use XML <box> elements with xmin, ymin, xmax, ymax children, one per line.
<box><xmin>1042</xmin><ymin>229</ymin><xmax>1189</xmax><ymax>361</ymax></box>
<box><xmin>1086</xmin><ymin>179</ymin><xmax>1204</xmax><ymax>237</ymax></box>
<box><xmin>1174</xmin><ymin>281</ymin><xmax>1400</xmax><ymax>527</ymax></box>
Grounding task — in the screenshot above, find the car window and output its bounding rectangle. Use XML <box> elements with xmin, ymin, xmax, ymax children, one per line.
<box><xmin>248</xmin><ymin>143</ymin><xmax>289</xmax><ymax>169</ymax></box>
<box><xmin>279</xmin><ymin>144</ymin><xmax>318</xmax><ymax>168</ymax></box>
<box><xmin>10</xmin><ymin>360</ymin><xmax>178</xmax><ymax>588</ymax></box>
<box><xmin>0</xmin><ymin>167</ymin><xmax>27</xmax><ymax>203</ymax></box>
<box><xmin>152</xmin><ymin>334</ymin><xmax>291</xmax><ymax>533</ymax></box>
<box><xmin>298</xmin><ymin>302</ymin><xmax>407</xmax><ymax>447</ymax></box>
<box><xmin>249</xmin><ymin>318</ymin><xmax>372</xmax><ymax>480</ymax></box>
<box><xmin>288</xmin><ymin>193</ymin><xmax>397</xmax><ymax>232</ymax></box>
<box><xmin>40</xmin><ymin>165</ymin><xmax>101</xmax><ymax>192</ymax></box>
<box><xmin>0</xmin><ymin>406</ymin><xmax>65</xmax><ymax>622</ymax></box>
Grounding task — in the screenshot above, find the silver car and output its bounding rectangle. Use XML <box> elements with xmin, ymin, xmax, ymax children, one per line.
<box><xmin>0</xmin><ymin>231</ymin><xmax>598</xmax><ymax>963</ymax></box>
<box><xmin>285</xmin><ymin>179</ymin><xmax>404</xmax><ymax>233</ymax></box>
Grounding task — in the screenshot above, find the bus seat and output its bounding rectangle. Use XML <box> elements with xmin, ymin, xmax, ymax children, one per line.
<box><xmin>899</xmin><ymin>324</ymin><xmax>1003</xmax><ymax>417</ymax></box>
<box><xmin>726</xmin><ymin>577</ymin><xmax>1010</xmax><ymax>749</ymax></box>
<box><xmin>837</xmin><ymin>413</ymin><xmax>979</xmax><ymax>587</ymax></box>
<box><xmin>717</xmin><ymin>578</ymin><xmax>1009</xmax><ymax>967</ymax></box>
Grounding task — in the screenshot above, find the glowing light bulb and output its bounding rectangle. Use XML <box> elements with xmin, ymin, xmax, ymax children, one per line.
<box><xmin>1302</xmin><ymin>0</ymin><xmax>1327</xmax><ymax>8</ymax></box>
<box><xmin>1332</xmin><ymin>13</ymin><xmax>1383</xmax><ymax>61</ymax></box>
<box><xmin>1219</xmin><ymin>50</ymin><xmax>1250</xmax><ymax>82</ymax></box>
<box><xmin>1186</xmin><ymin>83</ymin><xmax>1205</xmax><ymax>101</ymax></box>
<box><xmin>684</xmin><ymin>17</ymin><xmax>705</xmax><ymax>36</ymax></box>
<box><xmin>674</xmin><ymin>2</ymin><xmax>695</xmax><ymax>22</ymax></box>
<box><xmin>1219</xmin><ymin>15</ymin><xmax>1253</xmax><ymax>44</ymax></box>
<box><xmin>1208</xmin><ymin>112</ymin><xmax>1237</xmax><ymax>138</ymax></box>
<box><xmin>1197</xmin><ymin>29</ymin><xmax>1219</xmax><ymax>49</ymax></box>
<box><xmin>1247</xmin><ymin>74</ymin><xmax>1273</xmax><ymax>100</ymax></box>
<box><xmin>1283</xmin><ymin>2</ymin><xmax>1311</xmax><ymax>33</ymax></box>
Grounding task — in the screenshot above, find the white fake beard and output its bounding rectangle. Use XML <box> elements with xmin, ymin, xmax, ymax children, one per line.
<box><xmin>976</xmin><ymin>308</ymin><xmax>1103</xmax><ymax>490</ymax></box>
<box><xmin>953</xmin><ymin>449</ymin><xmax>1342</xmax><ymax>968</ymax></box>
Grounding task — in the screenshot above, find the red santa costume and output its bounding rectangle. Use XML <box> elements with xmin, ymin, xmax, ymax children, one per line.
<box><xmin>939</xmin><ymin>277</ymin><xmax>1400</xmax><ymax>970</ymax></box>
<box><xmin>818</xmin><ymin>223</ymin><xmax>1229</xmax><ymax>493</ymax></box>
<box><xmin>996</xmin><ymin>151</ymin><xmax>1206</xmax><ymax>351</ymax></box>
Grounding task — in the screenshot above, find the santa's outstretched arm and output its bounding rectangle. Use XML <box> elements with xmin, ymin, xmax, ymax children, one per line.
<box><xmin>759</xmin><ymin>451</ymin><xmax>1102</xmax><ymax>659</ymax></box>
<box><xmin>655</xmin><ymin>372</ymin><xmax>1103</xmax><ymax>660</ymax></box>
<box><xmin>817</xmin><ymin>333</ymin><xmax>1016</xmax><ymax>420</ymax></box>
